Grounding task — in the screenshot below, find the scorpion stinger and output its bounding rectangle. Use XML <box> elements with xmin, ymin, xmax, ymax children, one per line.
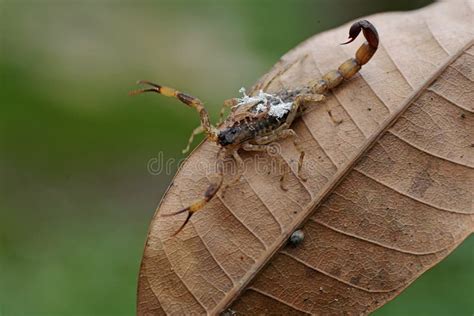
<box><xmin>341</xmin><ymin>20</ymin><xmax>379</xmax><ymax>49</ymax></box>
<box><xmin>311</xmin><ymin>20</ymin><xmax>379</xmax><ymax>95</ymax></box>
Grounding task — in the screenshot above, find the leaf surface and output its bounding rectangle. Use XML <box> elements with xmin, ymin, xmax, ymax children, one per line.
<box><xmin>138</xmin><ymin>1</ymin><xmax>474</xmax><ymax>314</ymax></box>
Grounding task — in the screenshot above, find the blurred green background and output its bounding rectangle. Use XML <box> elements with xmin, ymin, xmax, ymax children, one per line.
<box><xmin>1</xmin><ymin>0</ymin><xmax>472</xmax><ymax>315</ymax></box>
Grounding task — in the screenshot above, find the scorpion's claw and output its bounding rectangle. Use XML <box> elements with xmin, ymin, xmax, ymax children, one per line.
<box><xmin>129</xmin><ymin>80</ymin><xmax>219</xmax><ymax>143</ymax></box>
<box><xmin>161</xmin><ymin>206</ymin><xmax>197</xmax><ymax>237</ymax></box>
<box><xmin>160</xmin><ymin>178</ymin><xmax>222</xmax><ymax>236</ymax></box>
<box><xmin>129</xmin><ymin>88</ymin><xmax>157</xmax><ymax>96</ymax></box>
<box><xmin>161</xmin><ymin>208</ymin><xmax>194</xmax><ymax>237</ymax></box>
<box><xmin>136</xmin><ymin>80</ymin><xmax>162</xmax><ymax>88</ymax></box>
<box><xmin>129</xmin><ymin>80</ymin><xmax>162</xmax><ymax>96</ymax></box>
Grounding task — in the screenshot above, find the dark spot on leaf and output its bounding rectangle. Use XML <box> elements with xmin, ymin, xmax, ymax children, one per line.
<box><xmin>331</xmin><ymin>267</ymin><xmax>341</xmax><ymax>277</ymax></box>
<box><xmin>350</xmin><ymin>275</ymin><xmax>361</xmax><ymax>285</ymax></box>
<box><xmin>408</xmin><ymin>168</ymin><xmax>433</xmax><ymax>198</ymax></box>
<box><xmin>305</xmin><ymin>267</ymin><xmax>318</xmax><ymax>279</ymax></box>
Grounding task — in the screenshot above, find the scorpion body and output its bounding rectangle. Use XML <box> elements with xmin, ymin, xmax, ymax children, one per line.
<box><xmin>131</xmin><ymin>20</ymin><xmax>379</xmax><ymax>235</ymax></box>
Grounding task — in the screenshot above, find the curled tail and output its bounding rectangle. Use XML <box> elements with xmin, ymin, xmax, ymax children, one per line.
<box><xmin>313</xmin><ymin>20</ymin><xmax>379</xmax><ymax>94</ymax></box>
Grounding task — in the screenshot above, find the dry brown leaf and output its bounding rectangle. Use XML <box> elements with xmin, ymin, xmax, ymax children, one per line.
<box><xmin>137</xmin><ymin>1</ymin><xmax>474</xmax><ymax>315</ymax></box>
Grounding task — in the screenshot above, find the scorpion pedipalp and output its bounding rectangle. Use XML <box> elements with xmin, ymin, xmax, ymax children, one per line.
<box><xmin>129</xmin><ymin>80</ymin><xmax>219</xmax><ymax>143</ymax></box>
<box><xmin>161</xmin><ymin>177</ymin><xmax>222</xmax><ymax>236</ymax></box>
<box><xmin>160</xmin><ymin>151</ymin><xmax>224</xmax><ymax>236</ymax></box>
<box><xmin>160</xmin><ymin>208</ymin><xmax>193</xmax><ymax>237</ymax></box>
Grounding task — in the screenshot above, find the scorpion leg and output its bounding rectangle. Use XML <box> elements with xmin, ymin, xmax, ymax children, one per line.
<box><xmin>294</xmin><ymin>93</ymin><xmax>325</xmax><ymax>115</ymax></box>
<box><xmin>312</xmin><ymin>20</ymin><xmax>379</xmax><ymax>94</ymax></box>
<box><xmin>242</xmin><ymin>143</ymin><xmax>290</xmax><ymax>191</ymax></box>
<box><xmin>220</xmin><ymin>150</ymin><xmax>245</xmax><ymax>198</ymax></box>
<box><xmin>161</xmin><ymin>149</ymin><xmax>224</xmax><ymax>236</ymax></box>
<box><xmin>295</xmin><ymin>93</ymin><xmax>342</xmax><ymax>125</ymax></box>
<box><xmin>217</xmin><ymin>98</ymin><xmax>239</xmax><ymax>125</ymax></box>
<box><xmin>130</xmin><ymin>80</ymin><xmax>218</xmax><ymax>142</ymax></box>
<box><xmin>255</xmin><ymin>129</ymin><xmax>307</xmax><ymax>182</ymax></box>
<box><xmin>327</xmin><ymin>110</ymin><xmax>343</xmax><ymax>125</ymax></box>
<box><xmin>182</xmin><ymin>125</ymin><xmax>204</xmax><ymax>154</ymax></box>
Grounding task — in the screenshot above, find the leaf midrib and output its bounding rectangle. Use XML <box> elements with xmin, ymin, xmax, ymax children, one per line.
<box><xmin>212</xmin><ymin>38</ymin><xmax>474</xmax><ymax>314</ymax></box>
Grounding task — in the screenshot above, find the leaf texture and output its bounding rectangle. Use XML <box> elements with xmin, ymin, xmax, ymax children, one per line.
<box><xmin>137</xmin><ymin>1</ymin><xmax>474</xmax><ymax>315</ymax></box>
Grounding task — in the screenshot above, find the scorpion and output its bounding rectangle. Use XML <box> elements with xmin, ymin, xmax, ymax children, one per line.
<box><xmin>130</xmin><ymin>20</ymin><xmax>379</xmax><ymax>235</ymax></box>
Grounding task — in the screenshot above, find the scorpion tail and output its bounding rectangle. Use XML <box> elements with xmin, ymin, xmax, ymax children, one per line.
<box><xmin>312</xmin><ymin>20</ymin><xmax>379</xmax><ymax>94</ymax></box>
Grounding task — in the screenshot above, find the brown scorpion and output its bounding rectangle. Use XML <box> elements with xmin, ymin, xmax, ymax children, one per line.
<box><xmin>130</xmin><ymin>20</ymin><xmax>379</xmax><ymax>235</ymax></box>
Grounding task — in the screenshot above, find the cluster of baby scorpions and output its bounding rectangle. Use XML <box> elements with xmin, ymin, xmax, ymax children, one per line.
<box><xmin>130</xmin><ymin>20</ymin><xmax>379</xmax><ymax>235</ymax></box>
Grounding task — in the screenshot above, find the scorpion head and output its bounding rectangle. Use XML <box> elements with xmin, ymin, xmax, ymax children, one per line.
<box><xmin>217</xmin><ymin>126</ymin><xmax>242</xmax><ymax>146</ymax></box>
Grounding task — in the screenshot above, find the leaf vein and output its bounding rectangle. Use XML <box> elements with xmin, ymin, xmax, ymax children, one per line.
<box><xmin>352</xmin><ymin>169</ymin><xmax>473</xmax><ymax>215</ymax></box>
